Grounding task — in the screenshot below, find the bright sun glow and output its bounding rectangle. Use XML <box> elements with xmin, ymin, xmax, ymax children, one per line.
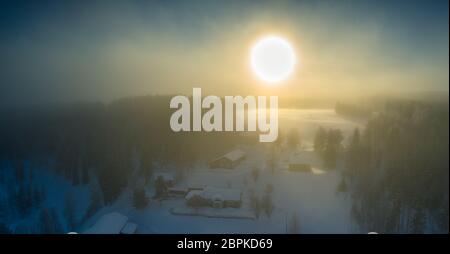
<box><xmin>251</xmin><ymin>35</ymin><xmax>297</xmax><ymax>84</ymax></box>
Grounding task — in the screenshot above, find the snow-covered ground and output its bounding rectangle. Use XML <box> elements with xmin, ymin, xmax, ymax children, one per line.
<box><xmin>80</xmin><ymin>109</ymin><xmax>364</xmax><ymax>234</ymax></box>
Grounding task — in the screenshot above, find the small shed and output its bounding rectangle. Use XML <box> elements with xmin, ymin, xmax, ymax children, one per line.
<box><xmin>288</xmin><ymin>154</ymin><xmax>312</xmax><ymax>172</ymax></box>
<box><xmin>209</xmin><ymin>149</ymin><xmax>246</xmax><ymax>169</ymax></box>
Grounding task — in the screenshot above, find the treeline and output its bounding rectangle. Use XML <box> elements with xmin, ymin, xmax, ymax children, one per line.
<box><xmin>0</xmin><ymin>161</ymin><xmax>49</xmax><ymax>233</ymax></box>
<box><xmin>314</xmin><ymin>127</ymin><xmax>344</xmax><ymax>169</ymax></box>
<box><xmin>342</xmin><ymin>101</ymin><xmax>449</xmax><ymax>233</ymax></box>
<box><xmin>0</xmin><ymin>95</ymin><xmax>255</xmax><ymax>232</ymax></box>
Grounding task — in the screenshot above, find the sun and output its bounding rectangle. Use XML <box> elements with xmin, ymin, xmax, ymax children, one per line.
<box><xmin>250</xmin><ymin>35</ymin><xmax>297</xmax><ymax>84</ymax></box>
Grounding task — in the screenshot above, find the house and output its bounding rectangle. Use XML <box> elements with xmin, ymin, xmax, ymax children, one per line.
<box><xmin>84</xmin><ymin>212</ymin><xmax>138</xmax><ymax>234</ymax></box>
<box><xmin>209</xmin><ymin>149</ymin><xmax>246</xmax><ymax>169</ymax></box>
<box><xmin>185</xmin><ymin>186</ymin><xmax>242</xmax><ymax>208</ymax></box>
<box><xmin>288</xmin><ymin>151</ymin><xmax>320</xmax><ymax>172</ymax></box>
<box><xmin>154</xmin><ymin>172</ymin><xmax>175</xmax><ymax>187</ymax></box>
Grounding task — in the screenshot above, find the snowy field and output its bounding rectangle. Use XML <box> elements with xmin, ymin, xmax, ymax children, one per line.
<box><xmin>80</xmin><ymin>109</ymin><xmax>366</xmax><ymax>234</ymax></box>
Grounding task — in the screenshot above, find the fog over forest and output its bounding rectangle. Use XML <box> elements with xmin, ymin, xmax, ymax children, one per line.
<box><xmin>0</xmin><ymin>1</ymin><xmax>448</xmax><ymax>234</ymax></box>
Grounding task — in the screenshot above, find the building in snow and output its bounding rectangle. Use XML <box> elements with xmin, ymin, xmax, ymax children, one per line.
<box><xmin>288</xmin><ymin>152</ymin><xmax>320</xmax><ymax>172</ymax></box>
<box><xmin>83</xmin><ymin>212</ymin><xmax>138</xmax><ymax>234</ymax></box>
<box><xmin>185</xmin><ymin>186</ymin><xmax>242</xmax><ymax>208</ymax></box>
<box><xmin>209</xmin><ymin>149</ymin><xmax>246</xmax><ymax>169</ymax></box>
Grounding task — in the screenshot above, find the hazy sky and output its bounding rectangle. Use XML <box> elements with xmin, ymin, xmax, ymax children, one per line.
<box><xmin>0</xmin><ymin>0</ymin><xmax>448</xmax><ymax>106</ymax></box>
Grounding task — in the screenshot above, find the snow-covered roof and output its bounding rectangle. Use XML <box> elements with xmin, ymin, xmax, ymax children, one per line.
<box><xmin>186</xmin><ymin>187</ymin><xmax>241</xmax><ymax>202</ymax></box>
<box><xmin>84</xmin><ymin>212</ymin><xmax>129</xmax><ymax>234</ymax></box>
<box><xmin>121</xmin><ymin>222</ymin><xmax>138</xmax><ymax>234</ymax></box>
<box><xmin>221</xmin><ymin>149</ymin><xmax>246</xmax><ymax>162</ymax></box>
<box><xmin>204</xmin><ymin>187</ymin><xmax>241</xmax><ymax>201</ymax></box>
<box><xmin>185</xmin><ymin>189</ymin><xmax>203</xmax><ymax>200</ymax></box>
